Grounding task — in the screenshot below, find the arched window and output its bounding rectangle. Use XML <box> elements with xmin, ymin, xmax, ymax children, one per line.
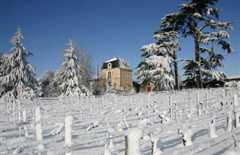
<box><xmin>107</xmin><ymin>63</ymin><xmax>112</xmax><ymax>69</ymax></box>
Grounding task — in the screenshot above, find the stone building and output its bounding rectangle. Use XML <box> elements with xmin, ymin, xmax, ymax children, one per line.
<box><xmin>99</xmin><ymin>57</ymin><xmax>133</xmax><ymax>92</ymax></box>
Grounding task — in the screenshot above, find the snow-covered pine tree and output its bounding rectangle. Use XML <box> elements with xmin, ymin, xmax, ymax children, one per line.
<box><xmin>54</xmin><ymin>39</ymin><xmax>89</xmax><ymax>96</ymax></box>
<box><xmin>183</xmin><ymin>48</ymin><xmax>226</xmax><ymax>88</ymax></box>
<box><xmin>136</xmin><ymin>31</ymin><xmax>178</xmax><ymax>91</ymax></box>
<box><xmin>161</xmin><ymin>0</ymin><xmax>233</xmax><ymax>88</ymax></box>
<box><xmin>0</xmin><ymin>52</ymin><xmax>4</xmax><ymax>76</ymax></box>
<box><xmin>0</xmin><ymin>53</ymin><xmax>4</xmax><ymax>94</ymax></box>
<box><xmin>156</xmin><ymin>29</ymin><xmax>180</xmax><ymax>89</ymax></box>
<box><xmin>0</xmin><ymin>29</ymin><xmax>38</xmax><ymax>99</ymax></box>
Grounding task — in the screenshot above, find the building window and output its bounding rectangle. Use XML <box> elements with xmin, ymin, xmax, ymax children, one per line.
<box><xmin>107</xmin><ymin>71</ymin><xmax>111</xmax><ymax>80</ymax></box>
<box><xmin>125</xmin><ymin>73</ymin><xmax>128</xmax><ymax>80</ymax></box>
<box><xmin>107</xmin><ymin>63</ymin><xmax>112</xmax><ymax>69</ymax></box>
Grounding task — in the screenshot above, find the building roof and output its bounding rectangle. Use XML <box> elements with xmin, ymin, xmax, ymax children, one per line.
<box><xmin>225</xmin><ymin>75</ymin><xmax>240</xmax><ymax>82</ymax></box>
<box><xmin>101</xmin><ymin>57</ymin><xmax>131</xmax><ymax>70</ymax></box>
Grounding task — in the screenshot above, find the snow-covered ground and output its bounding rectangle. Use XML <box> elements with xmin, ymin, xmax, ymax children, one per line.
<box><xmin>0</xmin><ymin>88</ymin><xmax>240</xmax><ymax>155</ymax></box>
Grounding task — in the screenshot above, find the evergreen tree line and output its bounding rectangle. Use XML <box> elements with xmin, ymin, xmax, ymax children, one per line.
<box><xmin>137</xmin><ymin>0</ymin><xmax>233</xmax><ymax>91</ymax></box>
<box><xmin>0</xmin><ymin>29</ymin><xmax>93</xmax><ymax>99</ymax></box>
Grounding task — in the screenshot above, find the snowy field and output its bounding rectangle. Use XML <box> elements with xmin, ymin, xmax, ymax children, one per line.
<box><xmin>1</xmin><ymin>88</ymin><xmax>240</xmax><ymax>155</ymax></box>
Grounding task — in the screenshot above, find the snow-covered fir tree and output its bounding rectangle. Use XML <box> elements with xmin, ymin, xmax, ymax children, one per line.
<box><xmin>0</xmin><ymin>52</ymin><xmax>5</xmax><ymax>76</ymax></box>
<box><xmin>161</xmin><ymin>0</ymin><xmax>233</xmax><ymax>88</ymax></box>
<box><xmin>0</xmin><ymin>53</ymin><xmax>4</xmax><ymax>93</ymax></box>
<box><xmin>54</xmin><ymin>39</ymin><xmax>89</xmax><ymax>96</ymax></box>
<box><xmin>137</xmin><ymin>31</ymin><xmax>178</xmax><ymax>91</ymax></box>
<box><xmin>0</xmin><ymin>29</ymin><xmax>38</xmax><ymax>99</ymax></box>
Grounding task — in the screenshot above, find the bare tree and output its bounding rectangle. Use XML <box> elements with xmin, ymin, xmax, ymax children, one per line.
<box><xmin>76</xmin><ymin>48</ymin><xmax>94</xmax><ymax>89</ymax></box>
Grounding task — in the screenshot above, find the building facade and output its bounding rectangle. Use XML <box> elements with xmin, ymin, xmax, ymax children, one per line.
<box><xmin>100</xmin><ymin>57</ymin><xmax>133</xmax><ymax>92</ymax></box>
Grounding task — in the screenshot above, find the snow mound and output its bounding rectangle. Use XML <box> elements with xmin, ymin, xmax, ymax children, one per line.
<box><xmin>224</xmin><ymin>150</ymin><xmax>240</xmax><ymax>155</ymax></box>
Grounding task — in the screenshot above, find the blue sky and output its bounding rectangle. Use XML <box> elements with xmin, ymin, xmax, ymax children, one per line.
<box><xmin>0</xmin><ymin>0</ymin><xmax>240</xmax><ymax>79</ymax></box>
